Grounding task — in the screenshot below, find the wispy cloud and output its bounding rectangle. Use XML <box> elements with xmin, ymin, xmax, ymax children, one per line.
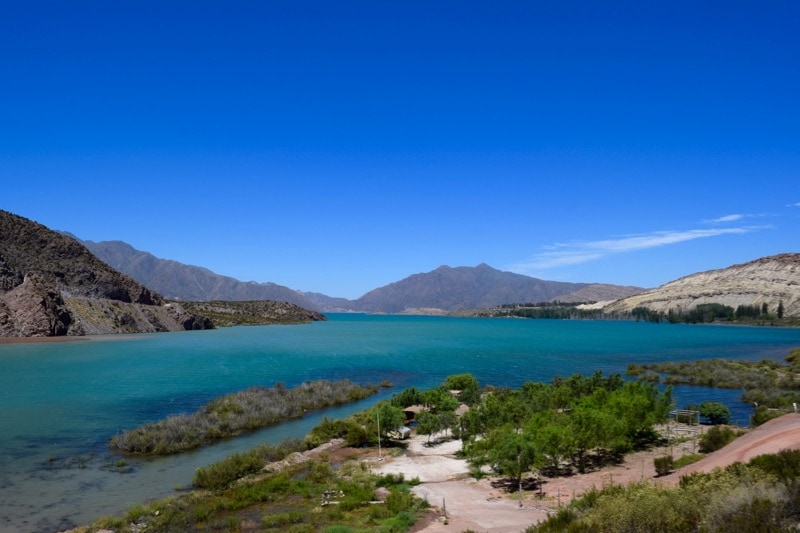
<box><xmin>707</xmin><ymin>214</ymin><xmax>744</xmax><ymax>223</ymax></box>
<box><xmin>509</xmin><ymin>226</ymin><xmax>766</xmax><ymax>273</ymax></box>
<box><xmin>788</xmin><ymin>202</ymin><xmax>800</xmax><ymax>208</ymax></box>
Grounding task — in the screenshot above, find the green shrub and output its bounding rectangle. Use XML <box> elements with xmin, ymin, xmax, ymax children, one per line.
<box><xmin>306</xmin><ymin>417</ymin><xmax>370</xmax><ymax>448</ymax></box>
<box><xmin>307</xmin><ymin>460</ymin><xmax>334</xmax><ymax>483</ymax></box>
<box><xmin>673</xmin><ymin>453</ymin><xmax>704</xmax><ymax>469</ymax></box>
<box><xmin>699</xmin><ymin>426</ymin><xmax>737</xmax><ymax>453</ymax></box>
<box><xmin>654</xmin><ymin>455</ymin><xmax>674</xmax><ymax>477</ymax></box>
<box><xmin>377</xmin><ymin>511</ymin><xmax>415</xmax><ymax>532</ymax></box>
<box><xmin>748</xmin><ymin>449</ymin><xmax>800</xmax><ymax>481</ymax></box>
<box><xmin>324</xmin><ymin>526</ymin><xmax>355</xmax><ymax>533</ymax></box>
<box><xmin>385</xmin><ymin>490</ymin><xmax>415</xmax><ymax>514</ymax></box>
<box><xmin>262</xmin><ymin>510</ymin><xmax>304</xmax><ymax>528</ymax></box>
<box><xmin>193</xmin><ymin>439</ymin><xmax>305</xmax><ymax>490</ymax></box>
<box><xmin>193</xmin><ymin>451</ymin><xmax>263</xmax><ymax>490</ymax></box>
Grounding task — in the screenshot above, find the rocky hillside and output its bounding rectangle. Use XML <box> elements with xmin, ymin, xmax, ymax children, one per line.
<box><xmin>80</xmin><ymin>239</ymin><xmax>337</xmax><ymax>310</ymax></box>
<box><xmin>0</xmin><ymin>210</ymin><xmax>213</xmax><ymax>336</ymax></box>
<box><xmin>604</xmin><ymin>253</ymin><xmax>800</xmax><ymax>317</ymax></box>
<box><xmin>352</xmin><ymin>263</ymin><xmax>646</xmax><ymax>313</ymax></box>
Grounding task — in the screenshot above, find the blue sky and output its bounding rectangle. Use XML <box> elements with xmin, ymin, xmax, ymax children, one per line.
<box><xmin>2</xmin><ymin>2</ymin><xmax>798</xmax><ymax>299</ymax></box>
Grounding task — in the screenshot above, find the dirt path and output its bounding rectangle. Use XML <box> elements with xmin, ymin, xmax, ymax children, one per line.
<box><xmin>662</xmin><ymin>412</ymin><xmax>800</xmax><ymax>482</ymax></box>
<box><xmin>373</xmin><ymin>414</ymin><xmax>800</xmax><ymax>533</ymax></box>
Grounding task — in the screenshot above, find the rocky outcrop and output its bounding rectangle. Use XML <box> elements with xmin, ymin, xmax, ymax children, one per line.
<box><xmin>605</xmin><ymin>254</ymin><xmax>800</xmax><ymax>317</ymax></box>
<box><xmin>0</xmin><ymin>210</ymin><xmax>213</xmax><ymax>337</ymax></box>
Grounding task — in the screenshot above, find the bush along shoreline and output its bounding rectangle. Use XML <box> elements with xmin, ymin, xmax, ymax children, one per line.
<box><xmin>110</xmin><ymin>380</ymin><xmax>380</xmax><ymax>455</ymax></box>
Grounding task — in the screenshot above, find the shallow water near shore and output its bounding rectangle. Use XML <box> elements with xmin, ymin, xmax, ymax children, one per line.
<box><xmin>1</xmin><ymin>314</ymin><xmax>799</xmax><ymax>532</ymax></box>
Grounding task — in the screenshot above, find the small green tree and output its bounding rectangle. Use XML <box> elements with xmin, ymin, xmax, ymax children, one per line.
<box><xmin>390</xmin><ymin>386</ymin><xmax>424</xmax><ymax>408</ymax></box>
<box><xmin>372</xmin><ymin>402</ymin><xmax>405</xmax><ymax>439</ymax></box>
<box><xmin>443</xmin><ymin>373</ymin><xmax>481</xmax><ymax>405</ymax></box>
<box><xmin>417</xmin><ymin>411</ymin><xmax>441</xmax><ymax>444</ymax></box>
<box><xmin>777</xmin><ymin>300</ymin><xmax>785</xmax><ymax>319</ymax></box>
<box><xmin>698</xmin><ymin>401</ymin><xmax>731</xmax><ymax>425</ymax></box>
<box><xmin>528</xmin><ymin>411</ymin><xmax>575</xmax><ymax>475</ymax></box>
<box><xmin>487</xmin><ymin>426</ymin><xmax>542</xmax><ymax>493</ymax></box>
<box><xmin>422</xmin><ymin>387</ymin><xmax>459</xmax><ymax>413</ymax></box>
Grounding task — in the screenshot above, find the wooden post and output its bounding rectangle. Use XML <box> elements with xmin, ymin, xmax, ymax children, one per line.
<box><xmin>377</xmin><ymin>411</ymin><xmax>382</xmax><ymax>460</ymax></box>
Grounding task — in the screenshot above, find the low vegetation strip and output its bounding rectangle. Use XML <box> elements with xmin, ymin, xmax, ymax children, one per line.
<box><xmin>110</xmin><ymin>380</ymin><xmax>378</xmax><ymax>455</ymax></box>
<box><xmin>628</xmin><ymin>348</ymin><xmax>800</xmax><ymax>424</ymax></box>
<box><xmin>177</xmin><ymin>300</ymin><xmax>326</xmax><ymax>326</ymax></box>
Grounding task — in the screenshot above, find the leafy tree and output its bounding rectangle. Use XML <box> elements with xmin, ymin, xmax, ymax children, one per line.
<box><xmin>422</xmin><ymin>387</ymin><xmax>459</xmax><ymax>414</ymax></box>
<box><xmin>698</xmin><ymin>401</ymin><xmax>731</xmax><ymax>425</ymax></box>
<box><xmin>778</xmin><ymin>300</ymin><xmax>785</xmax><ymax>318</ymax></box>
<box><xmin>371</xmin><ymin>402</ymin><xmax>405</xmax><ymax>439</ymax></box>
<box><xmin>442</xmin><ymin>373</ymin><xmax>479</xmax><ymax>391</ymax></box>
<box><xmin>390</xmin><ymin>386</ymin><xmax>423</xmax><ymax>408</ymax></box>
<box><xmin>443</xmin><ymin>373</ymin><xmax>481</xmax><ymax>405</ymax></box>
<box><xmin>569</xmin><ymin>403</ymin><xmax>620</xmax><ymax>472</ymax></box>
<box><xmin>487</xmin><ymin>426</ymin><xmax>542</xmax><ymax>491</ymax></box>
<box><xmin>528</xmin><ymin>411</ymin><xmax>575</xmax><ymax>474</ymax></box>
<box><xmin>416</xmin><ymin>411</ymin><xmax>441</xmax><ymax>444</ymax></box>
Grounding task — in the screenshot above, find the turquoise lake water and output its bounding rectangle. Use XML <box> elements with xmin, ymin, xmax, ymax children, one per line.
<box><xmin>2</xmin><ymin>314</ymin><xmax>800</xmax><ymax>532</ymax></box>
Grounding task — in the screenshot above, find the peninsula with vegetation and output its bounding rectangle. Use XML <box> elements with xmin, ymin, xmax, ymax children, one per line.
<box><xmin>80</xmin><ymin>361</ymin><xmax>800</xmax><ymax>532</ymax></box>
<box><xmin>110</xmin><ymin>380</ymin><xmax>379</xmax><ymax>455</ymax></box>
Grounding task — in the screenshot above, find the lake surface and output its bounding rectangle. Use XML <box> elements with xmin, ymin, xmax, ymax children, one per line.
<box><xmin>1</xmin><ymin>314</ymin><xmax>799</xmax><ymax>532</ymax></box>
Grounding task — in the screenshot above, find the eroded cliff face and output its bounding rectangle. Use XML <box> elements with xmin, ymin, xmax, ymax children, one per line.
<box><xmin>0</xmin><ymin>210</ymin><xmax>212</xmax><ymax>337</ymax></box>
<box><xmin>604</xmin><ymin>254</ymin><xmax>800</xmax><ymax>317</ymax></box>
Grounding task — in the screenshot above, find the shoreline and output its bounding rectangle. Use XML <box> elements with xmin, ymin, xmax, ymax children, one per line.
<box><xmin>0</xmin><ymin>336</ymin><xmax>90</xmax><ymax>344</ymax></box>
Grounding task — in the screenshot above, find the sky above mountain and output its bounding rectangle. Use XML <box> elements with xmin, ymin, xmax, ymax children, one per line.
<box><xmin>3</xmin><ymin>2</ymin><xmax>799</xmax><ymax>299</ymax></box>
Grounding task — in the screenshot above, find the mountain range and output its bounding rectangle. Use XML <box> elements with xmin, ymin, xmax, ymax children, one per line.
<box><xmin>80</xmin><ymin>239</ymin><xmax>646</xmax><ymax>313</ymax></box>
<box><xmin>82</xmin><ymin>238</ymin><xmax>799</xmax><ymax>320</ymax></box>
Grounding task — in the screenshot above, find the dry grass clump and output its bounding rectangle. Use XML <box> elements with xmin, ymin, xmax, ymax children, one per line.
<box><xmin>110</xmin><ymin>380</ymin><xmax>377</xmax><ymax>455</ymax></box>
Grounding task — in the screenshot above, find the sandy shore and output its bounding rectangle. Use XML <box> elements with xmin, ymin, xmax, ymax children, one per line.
<box><xmin>372</xmin><ymin>414</ymin><xmax>800</xmax><ymax>533</ymax></box>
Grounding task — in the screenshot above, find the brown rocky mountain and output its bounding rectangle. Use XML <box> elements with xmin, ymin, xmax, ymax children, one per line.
<box><xmin>604</xmin><ymin>253</ymin><xmax>800</xmax><ymax>317</ymax></box>
<box><xmin>352</xmin><ymin>263</ymin><xmax>646</xmax><ymax>313</ymax></box>
<box><xmin>0</xmin><ymin>210</ymin><xmax>213</xmax><ymax>337</ymax></box>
